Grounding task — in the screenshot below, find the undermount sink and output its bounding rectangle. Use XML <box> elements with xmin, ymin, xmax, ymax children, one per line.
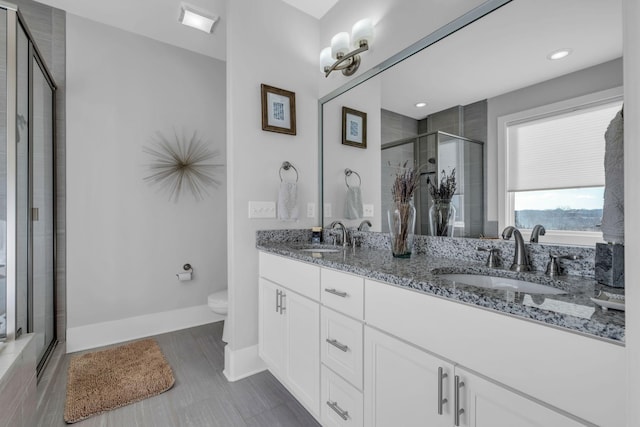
<box><xmin>295</xmin><ymin>245</ymin><xmax>343</xmax><ymax>253</ymax></box>
<box><xmin>437</xmin><ymin>273</ymin><xmax>566</xmax><ymax>295</ymax></box>
<box><xmin>299</xmin><ymin>247</ymin><xmax>342</xmax><ymax>253</ymax></box>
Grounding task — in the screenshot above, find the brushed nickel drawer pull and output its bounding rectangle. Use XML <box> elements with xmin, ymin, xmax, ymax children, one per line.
<box><xmin>438</xmin><ymin>367</ymin><xmax>448</xmax><ymax>415</ymax></box>
<box><xmin>326</xmin><ymin>400</ymin><xmax>349</xmax><ymax>420</ymax></box>
<box><xmin>324</xmin><ymin>288</ymin><xmax>348</xmax><ymax>298</ymax></box>
<box><xmin>326</xmin><ymin>338</ymin><xmax>349</xmax><ymax>352</ymax></box>
<box><xmin>454</xmin><ymin>375</ymin><xmax>465</xmax><ymax>426</ymax></box>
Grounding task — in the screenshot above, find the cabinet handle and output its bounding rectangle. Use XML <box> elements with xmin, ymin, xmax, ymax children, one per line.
<box><xmin>280</xmin><ymin>292</ymin><xmax>286</xmax><ymax>314</ymax></box>
<box><xmin>326</xmin><ymin>400</ymin><xmax>349</xmax><ymax>420</ymax></box>
<box><xmin>275</xmin><ymin>290</ymin><xmax>281</xmax><ymax>313</ymax></box>
<box><xmin>454</xmin><ymin>375</ymin><xmax>465</xmax><ymax>426</ymax></box>
<box><xmin>438</xmin><ymin>367</ymin><xmax>448</xmax><ymax>415</ymax></box>
<box><xmin>326</xmin><ymin>338</ymin><xmax>349</xmax><ymax>352</ymax></box>
<box><xmin>324</xmin><ymin>288</ymin><xmax>348</xmax><ymax>298</ymax></box>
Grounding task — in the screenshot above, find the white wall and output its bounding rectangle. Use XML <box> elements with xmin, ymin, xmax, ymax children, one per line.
<box><xmin>66</xmin><ymin>15</ymin><xmax>227</xmax><ymax>348</ymax></box>
<box><xmin>322</xmin><ymin>76</ymin><xmax>382</xmax><ymax>230</ymax></box>
<box><xmin>486</xmin><ymin>58</ymin><xmax>623</xmax><ymax>227</ymax></box>
<box><xmin>319</xmin><ymin>0</ymin><xmax>485</xmax><ymax>96</ymax></box>
<box><xmin>225</xmin><ymin>0</ymin><xmax>319</xmax><ymax>378</ymax></box>
<box><xmin>623</xmin><ymin>0</ymin><xmax>640</xmax><ymax>424</ymax></box>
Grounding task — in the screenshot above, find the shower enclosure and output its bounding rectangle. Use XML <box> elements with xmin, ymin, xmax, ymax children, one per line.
<box><xmin>0</xmin><ymin>4</ymin><xmax>57</xmax><ymax>376</ymax></box>
<box><xmin>382</xmin><ymin>131</ymin><xmax>484</xmax><ymax>237</ymax></box>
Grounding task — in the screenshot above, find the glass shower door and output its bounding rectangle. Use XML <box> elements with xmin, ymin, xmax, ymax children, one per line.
<box><xmin>31</xmin><ymin>55</ymin><xmax>55</xmax><ymax>369</ymax></box>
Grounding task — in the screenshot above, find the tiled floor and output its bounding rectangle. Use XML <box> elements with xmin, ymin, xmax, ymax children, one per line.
<box><xmin>35</xmin><ymin>322</ymin><xmax>321</xmax><ymax>426</ymax></box>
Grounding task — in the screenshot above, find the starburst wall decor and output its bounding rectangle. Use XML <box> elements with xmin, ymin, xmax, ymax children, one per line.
<box><xmin>143</xmin><ymin>130</ymin><xmax>224</xmax><ymax>202</ymax></box>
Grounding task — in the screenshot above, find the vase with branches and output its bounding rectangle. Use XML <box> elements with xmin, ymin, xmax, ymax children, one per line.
<box><xmin>388</xmin><ymin>161</ymin><xmax>420</xmax><ymax>258</ymax></box>
<box><xmin>428</xmin><ymin>168</ymin><xmax>457</xmax><ymax>236</ymax></box>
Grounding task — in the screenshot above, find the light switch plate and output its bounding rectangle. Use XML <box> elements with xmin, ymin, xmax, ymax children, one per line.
<box><xmin>307</xmin><ymin>202</ymin><xmax>315</xmax><ymax>218</ymax></box>
<box><xmin>248</xmin><ymin>201</ymin><xmax>276</xmax><ymax>218</ymax></box>
<box><xmin>363</xmin><ymin>204</ymin><xmax>374</xmax><ymax>217</ymax></box>
<box><xmin>324</xmin><ymin>203</ymin><xmax>332</xmax><ymax>218</ymax></box>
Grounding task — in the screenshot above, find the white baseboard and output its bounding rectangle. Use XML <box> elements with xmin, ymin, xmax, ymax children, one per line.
<box><xmin>223</xmin><ymin>344</ymin><xmax>266</xmax><ymax>382</ymax></box>
<box><xmin>66</xmin><ymin>305</ymin><xmax>224</xmax><ymax>353</ymax></box>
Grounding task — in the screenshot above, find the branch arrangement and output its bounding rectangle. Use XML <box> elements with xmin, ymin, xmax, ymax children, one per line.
<box><xmin>428</xmin><ymin>168</ymin><xmax>456</xmax><ymax>200</ymax></box>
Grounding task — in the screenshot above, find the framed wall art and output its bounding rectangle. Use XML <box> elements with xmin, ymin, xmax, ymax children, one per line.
<box><xmin>342</xmin><ymin>106</ymin><xmax>367</xmax><ymax>149</ymax></box>
<box><xmin>261</xmin><ymin>84</ymin><xmax>296</xmax><ymax>135</ymax></box>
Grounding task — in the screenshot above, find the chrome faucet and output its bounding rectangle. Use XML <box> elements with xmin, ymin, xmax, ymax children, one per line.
<box><xmin>501</xmin><ymin>226</ymin><xmax>531</xmax><ymax>272</ymax></box>
<box><xmin>530</xmin><ymin>224</ymin><xmax>546</xmax><ymax>243</ymax></box>
<box><xmin>329</xmin><ymin>221</ymin><xmax>349</xmax><ymax>247</ymax></box>
<box><xmin>357</xmin><ymin>220</ymin><xmax>372</xmax><ymax>231</ymax></box>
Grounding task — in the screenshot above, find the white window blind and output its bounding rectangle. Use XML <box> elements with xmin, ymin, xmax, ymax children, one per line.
<box><xmin>507</xmin><ymin>101</ymin><xmax>622</xmax><ymax>192</ymax></box>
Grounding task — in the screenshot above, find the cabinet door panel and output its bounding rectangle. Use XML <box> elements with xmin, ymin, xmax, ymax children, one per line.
<box><xmin>258</xmin><ymin>278</ymin><xmax>285</xmax><ymax>373</ymax></box>
<box><xmin>364</xmin><ymin>326</ymin><xmax>453</xmax><ymax>427</ymax></box>
<box><xmin>285</xmin><ymin>291</ymin><xmax>320</xmax><ymax>416</ymax></box>
<box><xmin>458</xmin><ymin>367</ymin><xmax>586</xmax><ymax>427</ymax></box>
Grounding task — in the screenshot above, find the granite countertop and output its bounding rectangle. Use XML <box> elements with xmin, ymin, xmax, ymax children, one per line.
<box><xmin>257</xmin><ymin>242</ymin><xmax>625</xmax><ymax>344</ymax></box>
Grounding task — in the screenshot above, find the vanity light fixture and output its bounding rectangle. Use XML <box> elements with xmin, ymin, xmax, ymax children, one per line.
<box><xmin>178</xmin><ymin>3</ymin><xmax>218</xmax><ymax>33</ymax></box>
<box><xmin>547</xmin><ymin>48</ymin><xmax>572</xmax><ymax>60</ymax></box>
<box><xmin>415</xmin><ymin>102</ymin><xmax>428</xmax><ymax>108</ymax></box>
<box><xmin>320</xmin><ymin>18</ymin><xmax>374</xmax><ymax>77</ymax></box>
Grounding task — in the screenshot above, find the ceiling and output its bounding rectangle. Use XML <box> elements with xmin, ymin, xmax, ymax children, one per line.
<box><xmin>35</xmin><ymin>0</ymin><xmax>337</xmax><ymax>61</ymax></box>
<box><xmin>379</xmin><ymin>0</ymin><xmax>623</xmax><ymax>119</ymax></box>
<box><xmin>281</xmin><ymin>0</ymin><xmax>339</xmax><ymax>19</ymax></box>
<box><xmin>36</xmin><ymin>0</ymin><xmax>227</xmax><ymax>60</ymax></box>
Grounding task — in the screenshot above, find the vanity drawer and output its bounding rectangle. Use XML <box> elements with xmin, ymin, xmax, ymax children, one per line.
<box><xmin>321</xmin><ymin>365</ymin><xmax>363</xmax><ymax>427</ymax></box>
<box><xmin>321</xmin><ymin>268</ymin><xmax>364</xmax><ymax>319</ymax></box>
<box><xmin>259</xmin><ymin>252</ymin><xmax>320</xmax><ymax>301</ymax></box>
<box><xmin>321</xmin><ymin>307</ymin><xmax>363</xmax><ymax>389</ymax></box>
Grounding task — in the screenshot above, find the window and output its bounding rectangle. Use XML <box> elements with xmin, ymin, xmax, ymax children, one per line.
<box><xmin>498</xmin><ymin>88</ymin><xmax>623</xmax><ymax>245</ymax></box>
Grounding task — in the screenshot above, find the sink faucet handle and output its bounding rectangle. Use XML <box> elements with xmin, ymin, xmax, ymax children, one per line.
<box><xmin>545</xmin><ymin>253</ymin><xmax>581</xmax><ymax>277</ymax></box>
<box><xmin>476</xmin><ymin>246</ymin><xmax>501</xmax><ymax>268</ymax></box>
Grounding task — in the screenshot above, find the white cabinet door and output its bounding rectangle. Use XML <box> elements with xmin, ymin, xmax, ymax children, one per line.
<box><xmin>259</xmin><ymin>278</ymin><xmax>285</xmax><ymax>374</ymax></box>
<box><xmin>284</xmin><ymin>289</ymin><xmax>320</xmax><ymax>416</ymax></box>
<box><xmin>457</xmin><ymin>367</ymin><xmax>586</xmax><ymax>427</ymax></box>
<box><xmin>364</xmin><ymin>326</ymin><xmax>454</xmax><ymax>427</ymax></box>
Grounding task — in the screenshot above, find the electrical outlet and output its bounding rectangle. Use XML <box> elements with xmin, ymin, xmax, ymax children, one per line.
<box><xmin>248</xmin><ymin>201</ymin><xmax>276</xmax><ymax>218</ymax></box>
<box><xmin>307</xmin><ymin>202</ymin><xmax>315</xmax><ymax>218</ymax></box>
<box><xmin>363</xmin><ymin>204</ymin><xmax>374</xmax><ymax>217</ymax></box>
<box><xmin>324</xmin><ymin>203</ymin><xmax>332</xmax><ymax>218</ymax></box>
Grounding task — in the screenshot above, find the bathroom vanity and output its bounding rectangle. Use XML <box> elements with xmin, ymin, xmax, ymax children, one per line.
<box><xmin>257</xmin><ymin>237</ymin><xmax>624</xmax><ymax>427</ymax></box>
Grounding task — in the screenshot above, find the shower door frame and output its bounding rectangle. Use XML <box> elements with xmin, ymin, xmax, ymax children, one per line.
<box><xmin>3</xmin><ymin>2</ymin><xmax>58</xmax><ymax>376</ymax></box>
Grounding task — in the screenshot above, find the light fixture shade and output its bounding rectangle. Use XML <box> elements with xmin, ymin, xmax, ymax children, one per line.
<box><xmin>179</xmin><ymin>3</ymin><xmax>218</xmax><ymax>33</ymax></box>
<box><xmin>352</xmin><ymin>18</ymin><xmax>374</xmax><ymax>48</ymax></box>
<box><xmin>331</xmin><ymin>32</ymin><xmax>351</xmax><ymax>59</ymax></box>
<box><xmin>320</xmin><ymin>47</ymin><xmax>333</xmax><ymax>73</ymax></box>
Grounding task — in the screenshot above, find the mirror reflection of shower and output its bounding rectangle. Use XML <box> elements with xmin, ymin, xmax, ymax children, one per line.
<box><xmin>381</xmin><ymin>131</ymin><xmax>484</xmax><ymax>237</ymax></box>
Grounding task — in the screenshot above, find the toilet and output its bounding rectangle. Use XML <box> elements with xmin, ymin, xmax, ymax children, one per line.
<box><xmin>208</xmin><ymin>290</ymin><xmax>229</xmax><ymax>343</ymax></box>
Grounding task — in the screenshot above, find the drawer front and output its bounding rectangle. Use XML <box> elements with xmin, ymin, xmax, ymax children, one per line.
<box><xmin>321</xmin><ymin>307</ymin><xmax>363</xmax><ymax>389</ymax></box>
<box><xmin>321</xmin><ymin>268</ymin><xmax>364</xmax><ymax>319</ymax></box>
<box><xmin>321</xmin><ymin>365</ymin><xmax>363</xmax><ymax>427</ymax></box>
<box><xmin>259</xmin><ymin>252</ymin><xmax>320</xmax><ymax>301</ymax></box>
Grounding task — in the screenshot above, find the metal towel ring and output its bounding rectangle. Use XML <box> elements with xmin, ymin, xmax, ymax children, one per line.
<box><xmin>344</xmin><ymin>168</ymin><xmax>361</xmax><ymax>188</ymax></box>
<box><xmin>279</xmin><ymin>161</ymin><xmax>299</xmax><ymax>182</ymax></box>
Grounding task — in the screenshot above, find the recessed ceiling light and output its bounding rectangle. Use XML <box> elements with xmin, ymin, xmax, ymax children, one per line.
<box><xmin>547</xmin><ymin>49</ymin><xmax>572</xmax><ymax>60</ymax></box>
<box><xmin>179</xmin><ymin>3</ymin><xmax>218</xmax><ymax>33</ymax></box>
<box><xmin>415</xmin><ymin>102</ymin><xmax>427</xmax><ymax>108</ymax></box>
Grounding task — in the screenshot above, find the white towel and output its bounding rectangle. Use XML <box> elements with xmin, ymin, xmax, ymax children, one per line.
<box><xmin>278</xmin><ymin>181</ymin><xmax>299</xmax><ymax>221</ymax></box>
<box><xmin>344</xmin><ymin>186</ymin><xmax>363</xmax><ymax>219</ymax></box>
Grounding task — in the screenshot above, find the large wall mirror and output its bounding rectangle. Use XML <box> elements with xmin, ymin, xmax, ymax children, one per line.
<box><xmin>321</xmin><ymin>0</ymin><xmax>623</xmax><ymax>245</ymax></box>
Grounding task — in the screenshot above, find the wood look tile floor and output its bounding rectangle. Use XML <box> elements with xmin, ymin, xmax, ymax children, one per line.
<box><xmin>35</xmin><ymin>323</ymin><xmax>321</xmax><ymax>427</ymax></box>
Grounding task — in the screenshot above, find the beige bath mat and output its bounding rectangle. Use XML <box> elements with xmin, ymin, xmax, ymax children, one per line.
<box><xmin>64</xmin><ymin>338</ymin><xmax>175</xmax><ymax>423</ymax></box>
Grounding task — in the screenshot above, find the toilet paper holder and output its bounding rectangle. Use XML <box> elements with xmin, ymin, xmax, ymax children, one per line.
<box><xmin>177</xmin><ymin>263</ymin><xmax>193</xmax><ymax>281</ymax></box>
